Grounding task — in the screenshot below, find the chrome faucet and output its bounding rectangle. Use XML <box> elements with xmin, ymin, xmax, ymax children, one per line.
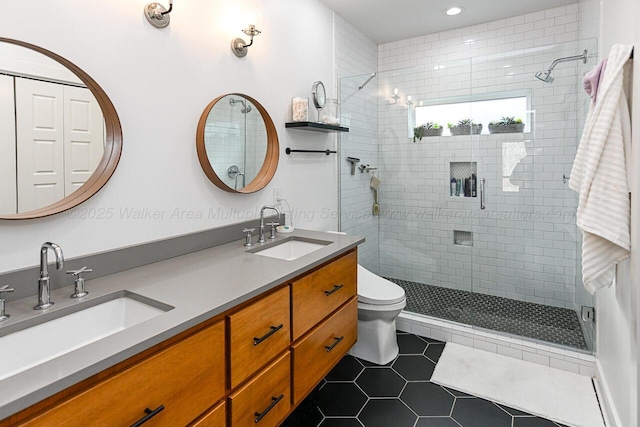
<box><xmin>35</xmin><ymin>242</ymin><xmax>64</xmax><ymax>310</ymax></box>
<box><xmin>258</xmin><ymin>206</ymin><xmax>281</xmax><ymax>243</ymax></box>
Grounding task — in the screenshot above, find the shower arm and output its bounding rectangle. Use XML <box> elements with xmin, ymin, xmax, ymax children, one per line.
<box><xmin>358</xmin><ymin>73</ymin><xmax>376</xmax><ymax>90</ymax></box>
<box><xmin>545</xmin><ymin>50</ymin><xmax>587</xmax><ymax>73</ymax></box>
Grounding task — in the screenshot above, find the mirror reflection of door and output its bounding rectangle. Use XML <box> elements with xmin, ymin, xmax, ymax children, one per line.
<box><xmin>13</xmin><ymin>80</ymin><xmax>104</xmax><ymax>213</ymax></box>
<box><xmin>0</xmin><ymin>75</ymin><xmax>16</xmax><ymax>214</ymax></box>
<box><xmin>0</xmin><ymin>43</ymin><xmax>105</xmax><ymax>215</ymax></box>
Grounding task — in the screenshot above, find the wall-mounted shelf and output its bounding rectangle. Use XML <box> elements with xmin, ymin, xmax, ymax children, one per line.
<box><xmin>285</xmin><ymin>121</ymin><xmax>349</xmax><ymax>133</ymax></box>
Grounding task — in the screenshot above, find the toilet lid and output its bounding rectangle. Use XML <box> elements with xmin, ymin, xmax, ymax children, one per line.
<box><xmin>357</xmin><ymin>265</ymin><xmax>406</xmax><ymax>305</ymax></box>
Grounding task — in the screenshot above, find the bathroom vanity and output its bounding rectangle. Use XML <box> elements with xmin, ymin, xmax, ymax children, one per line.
<box><xmin>0</xmin><ymin>230</ymin><xmax>362</xmax><ymax>427</ymax></box>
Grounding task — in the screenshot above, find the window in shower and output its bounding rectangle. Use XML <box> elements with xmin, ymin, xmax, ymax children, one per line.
<box><xmin>412</xmin><ymin>91</ymin><xmax>531</xmax><ymax>137</ymax></box>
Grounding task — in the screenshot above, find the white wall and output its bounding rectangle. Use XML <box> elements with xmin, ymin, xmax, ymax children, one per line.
<box><xmin>0</xmin><ymin>0</ymin><xmax>339</xmax><ymax>273</ymax></box>
<box><xmin>595</xmin><ymin>0</ymin><xmax>639</xmax><ymax>425</ymax></box>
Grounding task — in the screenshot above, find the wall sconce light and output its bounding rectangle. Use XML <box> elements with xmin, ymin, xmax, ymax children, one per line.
<box><xmin>406</xmin><ymin>95</ymin><xmax>413</xmax><ymax>107</ymax></box>
<box><xmin>231</xmin><ymin>24</ymin><xmax>262</xmax><ymax>57</ymax></box>
<box><xmin>391</xmin><ymin>88</ymin><xmax>400</xmax><ymax>104</ymax></box>
<box><xmin>144</xmin><ymin>0</ymin><xmax>173</xmax><ymax>28</ymax></box>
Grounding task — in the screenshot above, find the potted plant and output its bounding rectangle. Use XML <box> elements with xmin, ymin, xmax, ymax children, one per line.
<box><xmin>413</xmin><ymin>122</ymin><xmax>443</xmax><ymax>141</ymax></box>
<box><xmin>448</xmin><ymin>119</ymin><xmax>482</xmax><ymax>136</ymax></box>
<box><xmin>488</xmin><ymin>117</ymin><xmax>525</xmax><ymax>134</ymax></box>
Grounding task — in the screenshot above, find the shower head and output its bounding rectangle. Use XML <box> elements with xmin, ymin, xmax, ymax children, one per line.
<box><xmin>534</xmin><ymin>49</ymin><xmax>587</xmax><ymax>84</ymax></box>
<box><xmin>535</xmin><ymin>71</ymin><xmax>555</xmax><ymax>83</ymax></box>
<box><xmin>229</xmin><ymin>97</ymin><xmax>252</xmax><ymax>114</ymax></box>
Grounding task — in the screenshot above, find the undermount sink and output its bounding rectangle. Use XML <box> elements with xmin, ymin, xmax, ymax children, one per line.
<box><xmin>249</xmin><ymin>236</ymin><xmax>332</xmax><ymax>261</ymax></box>
<box><xmin>0</xmin><ymin>291</ymin><xmax>173</xmax><ymax>381</ymax></box>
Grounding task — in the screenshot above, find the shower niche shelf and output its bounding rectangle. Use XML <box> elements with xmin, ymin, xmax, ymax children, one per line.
<box><xmin>450</xmin><ymin>161</ymin><xmax>478</xmax><ymax>198</ymax></box>
<box><xmin>454</xmin><ymin>230</ymin><xmax>473</xmax><ymax>247</ymax></box>
<box><xmin>285</xmin><ymin>121</ymin><xmax>349</xmax><ymax>133</ymax></box>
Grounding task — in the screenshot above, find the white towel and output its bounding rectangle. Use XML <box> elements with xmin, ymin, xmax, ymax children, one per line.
<box><xmin>569</xmin><ymin>44</ymin><xmax>633</xmax><ymax>294</ymax></box>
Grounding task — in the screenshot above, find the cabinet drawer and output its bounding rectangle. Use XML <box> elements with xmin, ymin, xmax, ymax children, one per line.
<box><xmin>228</xmin><ymin>352</ymin><xmax>291</xmax><ymax>427</ymax></box>
<box><xmin>292</xmin><ymin>250</ymin><xmax>356</xmax><ymax>340</ymax></box>
<box><xmin>229</xmin><ymin>286</ymin><xmax>290</xmax><ymax>389</ymax></box>
<box><xmin>292</xmin><ymin>297</ymin><xmax>357</xmax><ymax>404</ymax></box>
<box><xmin>190</xmin><ymin>400</ymin><xmax>225</xmax><ymax>427</ymax></box>
<box><xmin>21</xmin><ymin>321</ymin><xmax>226</xmax><ymax>427</ymax></box>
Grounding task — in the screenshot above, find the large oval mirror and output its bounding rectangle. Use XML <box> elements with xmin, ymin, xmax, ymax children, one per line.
<box><xmin>196</xmin><ymin>94</ymin><xmax>278</xmax><ymax>193</ymax></box>
<box><xmin>0</xmin><ymin>38</ymin><xmax>122</xmax><ymax>219</ymax></box>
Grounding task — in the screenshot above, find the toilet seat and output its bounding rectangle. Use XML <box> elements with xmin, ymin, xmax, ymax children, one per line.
<box><xmin>357</xmin><ymin>265</ymin><xmax>406</xmax><ymax>305</ymax></box>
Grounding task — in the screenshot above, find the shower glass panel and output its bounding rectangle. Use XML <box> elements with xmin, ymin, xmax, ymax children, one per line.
<box><xmin>338</xmin><ymin>39</ymin><xmax>596</xmax><ymax>354</ymax></box>
<box><xmin>339</xmin><ymin>73</ymin><xmax>380</xmax><ymax>274</ymax></box>
<box><xmin>467</xmin><ymin>40</ymin><xmax>596</xmax><ymax>352</ymax></box>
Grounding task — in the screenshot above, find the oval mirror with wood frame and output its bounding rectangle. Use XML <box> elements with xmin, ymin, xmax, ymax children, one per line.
<box><xmin>196</xmin><ymin>93</ymin><xmax>279</xmax><ymax>194</ymax></box>
<box><xmin>0</xmin><ymin>38</ymin><xmax>122</xmax><ymax>220</ymax></box>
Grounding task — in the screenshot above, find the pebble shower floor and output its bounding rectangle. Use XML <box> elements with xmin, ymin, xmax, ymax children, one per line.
<box><xmin>390</xmin><ymin>278</ymin><xmax>588</xmax><ymax>350</ymax></box>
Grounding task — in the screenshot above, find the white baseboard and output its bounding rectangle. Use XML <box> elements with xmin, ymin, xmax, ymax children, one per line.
<box><xmin>594</xmin><ymin>359</ymin><xmax>621</xmax><ymax>427</ymax></box>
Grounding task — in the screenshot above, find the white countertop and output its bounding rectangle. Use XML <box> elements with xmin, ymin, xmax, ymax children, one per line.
<box><xmin>0</xmin><ymin>229</ymin><xmax>363</xmax><ymax>419</ymax></box>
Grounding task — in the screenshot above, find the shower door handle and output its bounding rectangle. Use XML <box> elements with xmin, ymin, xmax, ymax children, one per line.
<box><xmin>480</xmin><ymin>178</ymin><xmax>486</xmax><ymax>210</ymax></box>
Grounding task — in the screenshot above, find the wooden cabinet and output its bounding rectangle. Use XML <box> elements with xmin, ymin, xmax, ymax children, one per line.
<box><xmin>292</xmin><ymin>250</ymin><xmax>357</xmax><ymax>339</ymax></box>
<box><xmin>228</xmin><ymin>286</ymin><xmax>290</xmax><ymax>389</ymax></box>
<box><xmin>228</xmin><ymin>352</ymin><xmax>291</xmax><ymax>427</ymax></box>
<box><xmin>4</xmin><ymin>248</ymin><xmax>358</xmax><ymax>427</ymax></box>
<box><xmin>292</xmin><ymin>297</ymin><xmax>358</xmax><ymax>404</ymax></box>
<box><xmin>18</xmin><ymin>320</ymin><xmax>226</xmax><ymax>427</ymax></box>
<box><xmin>190</xmin><ymin>401</ymin><xmax>226</xmax><ymax>427</ymax></box>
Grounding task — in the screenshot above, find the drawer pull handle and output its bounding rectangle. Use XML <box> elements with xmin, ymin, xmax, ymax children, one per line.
<box><xmin>253</xmin><ymin>324</ymin><xmax>284</xmax><ymax>346</ymax></box>
<box><xmin>325</xmin><ymin>335</ymin><xmax>344</xmax><ymax>352</ymax></box>
<box><xmin>254</xmin><ymin>394</ymin><xmax>284</xmax><ymax>423</ymax></box>
<box><xmin>324</xmin><ymin>284</ymin><xmax>344</xmax><ymax>296</ymax></box>
<box><xmin>130</xmin><ymin>405</ymin><xmax>165</xmax><ymax>427</ymax></box>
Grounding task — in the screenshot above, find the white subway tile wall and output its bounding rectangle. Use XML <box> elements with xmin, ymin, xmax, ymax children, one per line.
<box><xmin>205</xmin><ymin>97</ymin><xmax>267</xmax><ymax>190</ymax></box>
<box><xmin>375</xmin><ymin>4</ymin><xmax>590</xmax><ymax>310</ymax></box>
<box><xmin>335</xmin><ymin>14</ymin><xmax>380</xmax><ymax>273</ymax></box>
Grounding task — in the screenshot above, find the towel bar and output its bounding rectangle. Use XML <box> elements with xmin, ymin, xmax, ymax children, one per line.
<box><xmin>286</xmin><ymin>148</ymin><xmax>336</xmax><ymax>155</ymax></box>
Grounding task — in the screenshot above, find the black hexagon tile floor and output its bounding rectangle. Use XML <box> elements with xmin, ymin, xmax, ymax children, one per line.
<box><xmin>281</xmin><ymin>332</ymin><xmax>568</xmax><ymax>427</ymax></box>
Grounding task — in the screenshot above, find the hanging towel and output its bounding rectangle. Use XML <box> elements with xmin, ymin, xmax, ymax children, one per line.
<box><xmin>582</xmin><ymin>58</ymin><xmax>607</xmax><ymax>103</ymax></box>
<box><xmin>569</xmin><ymin>44</ymin><xmax>633</xmax><ymax>294</ymax></box>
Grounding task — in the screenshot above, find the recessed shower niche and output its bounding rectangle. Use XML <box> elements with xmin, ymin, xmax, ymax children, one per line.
<box><xmin>449</xmin><ymin>162</ymin><xmax>477</xmax><ymax>198</ymax></box>
<box><xmin>453</xmin><ymin>230</ymin><xmax>473</xmax><ymax>247</ymax></box>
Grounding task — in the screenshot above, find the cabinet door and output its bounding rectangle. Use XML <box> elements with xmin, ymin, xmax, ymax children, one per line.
<box><xmin>21</xmin><ymin>321</ymin><xmax>226</xmax><ymax>427</ymax></box>
<box><xmin>292</xmin><ymin>297</ymin><xmax>358</xmax><ymax>404</ymax></box>
<box><xmin>0</xmin><ymin>75</ymin><xmax>16</xmax><ymax>214</ymax></box>
<box><xmin>190</xmin><ymin>401</ymin><xmax>226</xmax><ymax>427</ymax></box>
<box><xmin>228</xmin><ymin>352</ymin><xmax>291</xmax><ymax>427</ymax></box>
<box><xmin>292</xmin><ymin>250</ymin><xmax>357</xmax><ymax>339</ymax></box>
<box><xmin>228</xmin><ymin>286</ymin><xmax>290</xmax><ymax>389</ymax></box>
<box><xmin>15</xmin><ymin>78</ymin><xmax>64</xmax><ymax>212</ymax></box>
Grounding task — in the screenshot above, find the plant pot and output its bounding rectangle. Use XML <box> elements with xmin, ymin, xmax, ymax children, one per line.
<box><xmin>488</xmin><ymin>123</ymin><xmax>525</xmax><ymax>134</ymax></box>
<box><xmin>449</xmin><ymin>124</ymin><xmax>482</xmax><ymax>136</ymax></box>
<box><xmin>416</xmin><ymin>127</ymin><xmax>444</xmax><ymax>138</ymax></box>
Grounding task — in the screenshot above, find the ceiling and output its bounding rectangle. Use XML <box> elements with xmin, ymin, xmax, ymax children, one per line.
<box><xmin>318</xmin><ymin>0</ymin><xmax>577</xmax><ymax>44</ymax></box>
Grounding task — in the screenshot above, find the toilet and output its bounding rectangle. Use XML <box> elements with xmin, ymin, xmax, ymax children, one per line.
<box><xmin>349</xmin><ymin>264</ymin><xmax>407</xmax><ymax>365</ymax></box>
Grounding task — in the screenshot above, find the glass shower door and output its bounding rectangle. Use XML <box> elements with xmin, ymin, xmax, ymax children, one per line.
<box><xmin>467</xmin><ymin>42</ymin><xmax>592</xmax><ymax>352</ymax></box>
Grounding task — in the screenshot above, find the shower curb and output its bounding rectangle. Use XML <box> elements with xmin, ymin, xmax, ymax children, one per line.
<box><xmin>397</xmin><ymin>312</ymin><xmax>595</xmax><ymax>378</ymax></box>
